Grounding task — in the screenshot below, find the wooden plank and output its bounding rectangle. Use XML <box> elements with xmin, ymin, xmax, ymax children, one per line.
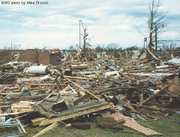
<box><xmin>73</xmin><ymin>93</ymin><xmax>90</xmax><ymax>105</ymax></box>
<box><xmin>16</xmin><ymin>119</ymin><xmax>27</xmax><ymax>134</ymax></box>
<box><xmin>0</xmin><ymin>72</ymin><xmax>35</xmax><ymax>76</ymax></box>
<box><xmin>37</xmin><ymin>85</ymin><xmax>69</xmax><ymax>105</ymax></box>
<box><xmin>1</xmin><ymin>92</ymin><xmax>22</xmax><ymax>95</ymax></box>
<box><xmin>12</xmin><ymin>114</ymin><xmax>27</xmax><ymax>121</ymax></box>
<box><xmin>0</xmin><ymin>105</ymin><xmax>11</xmax><ymax>108</ymax></box>
<box><xmin>85</xmin><ymin>57</ymin><xmax>90</xmax><ymax>67</ymax></box>
<box><xmin>65</xmin><ymin>78</ymin><xmax>101</xmax><ymax>101</ymax></box>
<box><xmin>39</xmin><ymin>102</ymin><xmax>113</xmax><ymax>126</ymax></box>
<box><xmin>64</xmin><ymin>75</ymin><xmax>90</xmax><ymax>80</ymax></box>
<box><xmin>33</xmin><ymin>121</ymin><xmax>60</xmax><ymax>137</ymax></box>
<box><xmin>71</xmin><ymin>64</ymin><xmax>88</xmax><ymax>69</ymax></box>
<box><xmin>141</xmin><ymin>85</ymin><xmax>168</xmax><ymax>105</ymax></box>
<box><xmin>31</xmin><ymin>117</ymin><xmax>47</xmax><ymax>126</ymax></box>
<box><xmin>0</xmin><ymin>109</ymin><xmax>34</xmax><ymax>117</ymax></box>
<box><xmin>29</xmin><ymin>84</ymin><xmax>67</xmax><ymax>87</ymax></box>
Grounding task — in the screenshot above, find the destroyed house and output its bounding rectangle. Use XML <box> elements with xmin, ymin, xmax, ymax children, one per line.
<box><xmin>0</xmin><ymin>49</ymin><xmax>61</xmax><ymax>65</ymax></box>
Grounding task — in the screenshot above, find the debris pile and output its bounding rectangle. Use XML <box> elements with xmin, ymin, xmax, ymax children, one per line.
<box><xmin>0</xmin><ymin>49</ymin><xmax>180</xmax><ymax>136</ymax></box>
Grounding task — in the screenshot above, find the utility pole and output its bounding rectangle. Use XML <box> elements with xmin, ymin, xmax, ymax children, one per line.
<box><xmin>79</xmin><ymin>20</ymin><xmax>82</xmax><ymax>49</ymax></box>
<box><xmin>144</xmin><ymin>37</ymin><xmax>147</xmax><ymax>49</ymax></box>
<box><xmin>83</xmin><ymin>28</ymin><xmax>87</xmax><ymax>55</ymax></box>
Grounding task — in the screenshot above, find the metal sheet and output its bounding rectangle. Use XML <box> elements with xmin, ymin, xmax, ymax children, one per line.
<box><xmin>28</xmin><ymin>66</ymin><xmax>48</xmax><ymax>74</ymax></box>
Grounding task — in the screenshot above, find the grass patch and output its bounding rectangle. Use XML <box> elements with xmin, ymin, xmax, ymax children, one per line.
<box><xmin>0</xmin><ymin>113</ymin><xmax>180</xmax><ymax>137</ymax></box>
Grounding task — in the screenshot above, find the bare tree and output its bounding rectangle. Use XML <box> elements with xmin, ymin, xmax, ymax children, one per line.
<box><xmin>106</xmin><ymin>43</ymin><xmax>119</xmax><ymax>52</ymax></box>
<box><xmin>148</xmin><ymin>0</ymin><xmax>169</xmax><ymax>52</ymax></box>
<box><xmin>82</xmin><ymin>27</ymin><xmax>89</xmax><ymax>55</ymax></box>
<box><xmin>77</xmin><ymin>21</ymin><xmax>91</xmax><ymax>57</ymax></box>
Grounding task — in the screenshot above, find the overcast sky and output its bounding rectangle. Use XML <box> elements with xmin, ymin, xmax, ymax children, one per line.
<box><xmin>0</xmin><ymin>0</ymin><xmax>179</xmax><ymax>50</ymax></box>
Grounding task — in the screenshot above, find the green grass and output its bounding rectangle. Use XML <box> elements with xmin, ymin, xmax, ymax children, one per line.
<box><xmin>0</xmin><ymin>113</ymin><xmax>180</xmax><ymax>137</ymax></box>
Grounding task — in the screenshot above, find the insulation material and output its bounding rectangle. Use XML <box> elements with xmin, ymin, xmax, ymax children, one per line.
<box><xmin>111</xmin><ymin>112</ymin><xmax>161</xmax><ymax>136</ymax></box>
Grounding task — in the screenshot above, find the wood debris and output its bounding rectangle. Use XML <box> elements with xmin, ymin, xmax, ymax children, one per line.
<box><xmin>1</xmin><ymin>48</ymin><xmax>180</xmax><ymax>136</ymax></box>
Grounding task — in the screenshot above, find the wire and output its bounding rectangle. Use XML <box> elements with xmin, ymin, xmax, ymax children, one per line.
<box><xmin>132</xmin><ymin>22</ymin><xmax>147</xmax><ymax>37</ymax></box>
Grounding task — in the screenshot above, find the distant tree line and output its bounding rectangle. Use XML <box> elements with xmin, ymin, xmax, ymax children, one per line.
<box><xmin>65</xmin><ymin>43</ymin><xmax>140</xmax><ymax>53</ymax></box>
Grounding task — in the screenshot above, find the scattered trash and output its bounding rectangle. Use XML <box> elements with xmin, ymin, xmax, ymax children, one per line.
<box><xmin>0</xmin><ymin>48</ymin><xmax>180</xmax><ymax>136</ymax></box>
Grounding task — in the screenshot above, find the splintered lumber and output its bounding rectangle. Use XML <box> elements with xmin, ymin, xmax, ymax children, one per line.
<box><xmin>0</xmin><ymin>72</ymin><xmax>35</xmax><ymax>76</ymax></box>
<box><xmin>137</xmin><ymin>122</ymin><xmax>154</xmax><ymax>129</ymax></box>
<box><xmin>71</xmin><ymin>64</ymin><xmax>88</xmax><ymax>69</ymax></box>
<box><xmin>136</xmin><ymin>114</ymin><xmax>147</xmax><ymax>122</ymax></box>
<box><xmin>73</xmin><ymin>93</ymin><xmax>90</xmax><ymax>105</ymax></box>
<box><xmin>0</xmin><ymin>105</ymin><xmax>11</xmax><ymax>108</ymax></box>
<box><xmin>12</xmin><ymin>114</ymin><xmax>27</xmax><ymax>121</ymax></box>
<box><xmin>39</xmin><ymin>101</ymin><xmax>113</xmax><ymax>126</ymax></box>
<box><xmin>29</xmin><ymin>83</ymin><xmax>67</xmax><ymax>87</ymax></box>
<box><xmin>33</xmin><ymin>121</ymin><xmax>60</xmax><ymax>137</ymax></box>
<box><xmin>1</xmin><ymin>92</ymin><xmax>22</xmax><ymax>95</ymax></box>
<box><xmin>31</xmin><ymin>117</ymin><xmax>47</xmax><ymax>126</ymax></box>
<box><xmin>141</xmin><ymin>85</ymin><xmax>169</xmax><ymax>105</ymax></box>
<box><xmin>131</xmin><ymin>103</ymin><xmax>174</xmax><ymax>113</ymax></box>
<box><xmin>11</xmin><ymin>102</ymin><xmax>32</xmax><ymax>112</ymax></box>
<box><xmin>65</xmin><ymin>78</ymin><xmax>101</xmax><ymax>101</ymax></box>
<box><xmin>139</xmin><ymin>58</ymin><xmax>154</xmax><ymax>64</ymax></box>
<box><xmin>73</xmin><ymin>91</ymin><xmax>98</xmax><ymax>105</ymax></box>
<box><xmin>46</xmin><ymin>85</ymin><xmax>68</xmax><ymax>98</ymax></box>
<box><xmin>71</xmin><ymin>70</ymin><xmax>103</xmax><ymax>76</ymax></box>
<box><xmin>97</xmin><ymin>85</ymin><xmax>156</xmax><ymax>94</ymax></box>
<box><xmin>37</xmin><ymin>86</ymin><xmax>69</xmax><ymax>105</ymax></box>
<box><xmin>0</xmin><ymin>109</ymin><xmax>34</xmax><ymax>117</ymax></box>
<box><xmin>85</xmin><ymin>57</ymin><xmax>90</xmax><ymax>67</ymax></box>
<box><xmin>98</xmin><ymin>87</ymin><xmax>122</xmax><ymax>94</ymax></box>
<box><xmin>64</xmin><ymin>75</ymin><xmax>90</xmax><ymax>80</ymax></box>
<box><xmin>14</xmin><ymin>94</ymin><xmax>48</xmax><ymax>102</ymax></box>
